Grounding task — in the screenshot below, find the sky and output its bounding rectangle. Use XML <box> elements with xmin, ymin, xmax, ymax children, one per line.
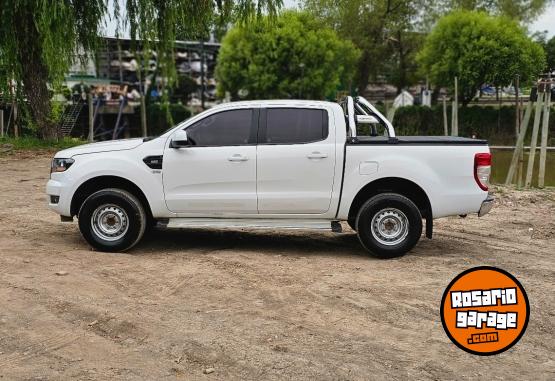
<box><xmin>104</xmin><ymin>2</ymin><xmax>555</xmax><ymax>38</ymax></box>
<box><xmin>530</xmin><ymin>4</ymin><xmax>555</xmax><ymax>37</ymax></box>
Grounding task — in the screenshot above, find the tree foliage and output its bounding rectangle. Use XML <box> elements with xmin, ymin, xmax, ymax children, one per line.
<box><xmin>543</xmin><ymin>36</ymin><xmax>555</xmax><ymax>71</ymax></box>
<box><xmin>302</xmin><ymin>0</ymin><xmax>550</xmax><ymax>94</ymax></box>
<box><xmin>443</xmin><ymin>0</ymin><xmax>549</xmax><ymax>23</ymax></box>
<box><xmin>417</xmin><ymin>10</ymin><xmax>546</xmax><ymax>105</ymax></box>
<box><xmin>303</xmin><ymin>0</ymin><xmax>423</xmax><ymax>93</ymax></box>
<box><xmin>0</xmin><ymin>0</ymin><xmax>282</xmax><ymax>139</ymax></box>
<box><xmin>215</xmin><ymin>11</ymin><xmax>359</xmax><ymax>100</ymax></box>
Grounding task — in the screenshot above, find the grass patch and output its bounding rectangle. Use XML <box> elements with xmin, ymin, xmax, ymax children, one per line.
<box><xmin>0</xmin><ymin>136</ymin><xmax>87</xmax><ymax>151</ymax></box>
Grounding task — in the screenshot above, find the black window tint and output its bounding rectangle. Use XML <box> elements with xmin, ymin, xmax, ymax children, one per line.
<box><xmin>265</xmin><ymin>108</ymin><xmax>328</xmax><ymax>144</ymax></box>
<box><xmin>186</xmin><ymin>109</ymin><xmax>253</xmax><ymax>146</ymax></box>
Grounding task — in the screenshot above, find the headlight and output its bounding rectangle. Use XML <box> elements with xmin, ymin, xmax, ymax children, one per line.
<box><xmin>51</xmin><ymin>158</ymin><xmax>75</xmax><ymax>173</ymax></box>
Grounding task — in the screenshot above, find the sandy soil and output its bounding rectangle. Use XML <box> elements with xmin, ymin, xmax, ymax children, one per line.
<box><xmin>0</xmin><ymin>151</ymin><xmax>554</xmax><ymax>380</ymax></box>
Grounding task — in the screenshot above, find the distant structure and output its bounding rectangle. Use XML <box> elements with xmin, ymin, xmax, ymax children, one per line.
<box><xmin>61</xmin><ymin>37</ymin><xmax>221</xmax><ymax>139</ymax></box>
<box><xmin>95</xmin><ymin>37</ymin><xmax>220</xmax><ymax>105</ymax></box>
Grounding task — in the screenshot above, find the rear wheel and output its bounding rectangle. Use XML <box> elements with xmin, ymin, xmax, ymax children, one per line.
<box><xmin>356</xmin><ymin>193</ymin><xmax>422</xmax><ymax>258</ymax></box>
<box><xmin>78</xmin><ymin>188</ymin><xmax>147</xmax><ymax>252</ymax></box>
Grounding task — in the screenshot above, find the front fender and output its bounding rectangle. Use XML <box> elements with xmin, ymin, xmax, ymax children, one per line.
<box><xmin>53</xmin><ymin>150</ymin><xmax>171</xmax><ymax>218</ymax></box>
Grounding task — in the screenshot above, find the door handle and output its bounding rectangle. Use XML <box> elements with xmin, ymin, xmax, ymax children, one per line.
<box><xmin>307</xmin><ymin>152</ymin><xmax>328</xmax><ymax>159</ymax></box>
<box><xmin>228</xmin><ymin>154</ymin><xmax>248</xmax><ymax>162</ymax></box>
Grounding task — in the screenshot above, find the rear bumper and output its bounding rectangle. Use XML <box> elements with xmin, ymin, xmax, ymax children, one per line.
<box><xmin>478</xmin><ymin>194</ymin><xmax>494</xmax><ymax>217</ymax></box>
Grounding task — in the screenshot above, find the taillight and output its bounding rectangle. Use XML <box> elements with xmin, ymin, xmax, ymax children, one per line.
<box><xmin>474</xmin><ymin>153</ymin><xmax>491</xmax><ymax>191</ymax></box>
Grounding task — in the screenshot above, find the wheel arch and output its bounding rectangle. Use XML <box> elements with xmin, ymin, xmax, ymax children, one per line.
<box><xmin>70</xmin><ymin>175</ymin><xmax>153</xmax><ymax>221</ymax></box>
<box><xmin>347</xmin><ymin>177</ymin><xmax>433</xmax><ymax>238</ymax></box>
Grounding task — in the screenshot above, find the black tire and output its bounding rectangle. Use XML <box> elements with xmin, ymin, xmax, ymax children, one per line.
<box><xmin>355</xmin><ymin>193</ymin><xmax>422</xmax><ymax>259</ymax></box>
<box><xmin>78</xmin><ymin>188</ymin><xmax>147</xmax><ymax>252</ymax></box>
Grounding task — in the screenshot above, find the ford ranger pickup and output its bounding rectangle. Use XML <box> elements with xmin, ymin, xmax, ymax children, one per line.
<box><xmin>46</xmin><ymin>96</ymin><xmax>493</xmax><ymax>258</ymax></box>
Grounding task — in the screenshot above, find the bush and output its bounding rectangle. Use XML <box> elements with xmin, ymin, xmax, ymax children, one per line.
<box><xmin>392</xmin><ymin>105</ymin><xmax>555</xmax><ymax>145</ymax></box>
<box><xmin>147</xmin><ymin>103</ymin><xmax>192</xmax><ymax>136</ymax></box>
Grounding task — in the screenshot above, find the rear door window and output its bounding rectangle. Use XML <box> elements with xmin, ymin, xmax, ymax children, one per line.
<box><xmin>264</xmin><ymin>108</ymin><xmax>328</xmax><ymax>144</ymax></box>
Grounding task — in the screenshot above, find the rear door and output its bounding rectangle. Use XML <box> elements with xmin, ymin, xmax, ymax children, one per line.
<box><xmin>256</xmin><ymin>107</ymin><xmax>336</xmax><ymax>214</ymax></box>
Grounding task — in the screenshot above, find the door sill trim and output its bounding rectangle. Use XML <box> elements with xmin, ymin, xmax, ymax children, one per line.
<box><xmin>165</xmin><ymin>218</ymin><xmax>335</xmax><ymax>231</ymax></box>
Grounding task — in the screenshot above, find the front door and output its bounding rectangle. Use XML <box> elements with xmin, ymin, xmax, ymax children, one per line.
<box><xmin>256</xmin><ymin>107</ymin><xmax>336</xmax><ymax>214</ymax></box>
<box><xmin>163</xmin><ymin>108</ymin><xmax>258</xmax><ymax>214</ymax></box>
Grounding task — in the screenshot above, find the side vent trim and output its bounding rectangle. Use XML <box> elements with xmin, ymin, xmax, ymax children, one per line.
<box><xmin>143</xmin><ymin>155</ymin><xmax>163</xmax><ymax>170</ymax></box>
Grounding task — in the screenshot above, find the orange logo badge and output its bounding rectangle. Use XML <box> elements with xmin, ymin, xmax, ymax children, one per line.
<box><xmin>440</xmin><ymin>266</ymin><xmax>529</xmax><ymax>355</ymax></box>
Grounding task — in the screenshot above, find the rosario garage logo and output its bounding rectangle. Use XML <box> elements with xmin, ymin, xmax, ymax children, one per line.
<box><xmin>440</xmin><ymin>267</ymin><xmax>529</xmax><ymax>355</ymax></box>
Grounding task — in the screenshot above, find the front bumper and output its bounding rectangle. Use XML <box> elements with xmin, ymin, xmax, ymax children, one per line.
<box><xmin>46</xmin><ymin>179</ymin><xmax>72</xmax><ymax>217</ymax></box>
<box><xmin>478</xmin><ymin>194</ymin><xmax>494</xmax><ymax>217</ymax></box>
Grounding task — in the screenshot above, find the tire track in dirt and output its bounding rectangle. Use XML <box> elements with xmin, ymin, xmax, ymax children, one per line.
<box><xmin>0</xmin><ymin>333</ymin><xmax>80</xmax><ymax>368</ymax></box>
<box><xmin>434</xmin><ymin>228</ymin><xmax>553</xmax><ymax>257</ymax></box>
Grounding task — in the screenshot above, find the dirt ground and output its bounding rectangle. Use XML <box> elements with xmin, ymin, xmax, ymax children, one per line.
<box><xmin>0</xmin><ymin>151</ymin><xmax>554</xmax><ymax>381</ymax></box>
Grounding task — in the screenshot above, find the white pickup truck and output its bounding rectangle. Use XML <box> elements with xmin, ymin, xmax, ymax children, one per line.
<box><xmin>46</xmin><ymin>96</ymin><xmax>493</xmax><ymax>258</ymax></box>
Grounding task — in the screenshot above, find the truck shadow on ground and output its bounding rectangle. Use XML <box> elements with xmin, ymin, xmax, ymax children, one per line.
<box><xmin>136</xmin><ymin>227</ymin><xmax>371</xmax><ymax>258</ymax></box>
<box><xmin>133</xmin><ymin>228</ymin><xmax>470</xmax><ymax>259</ymax></box>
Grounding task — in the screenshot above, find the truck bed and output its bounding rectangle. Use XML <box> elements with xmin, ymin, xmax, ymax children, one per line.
<box><xmin>351</xmin><ymin>136</ymin><xmax>488</xmax><ymax>145</ymax></box>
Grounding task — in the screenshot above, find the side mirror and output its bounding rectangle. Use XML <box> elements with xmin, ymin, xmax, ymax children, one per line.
<box><xmin>170</xmin><ymin>130</ymin><xmax>189</xmax><ymax>148</ymax></box>
<box><xmin>356</xmin><ymin>115</ymin><xmax>380</xmax><ymax>124</ymax></box>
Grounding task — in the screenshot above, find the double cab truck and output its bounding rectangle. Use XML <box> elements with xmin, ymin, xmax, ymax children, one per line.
<box><xmin>46</xmin><ymin>96</ymin><xmax>493</xmax><ymax>258</ymax></box>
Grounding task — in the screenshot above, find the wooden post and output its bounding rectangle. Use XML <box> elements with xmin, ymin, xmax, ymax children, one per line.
<box><xmin>140</xmin><ymin>95</ymin><xmax>147</xmax><ymax>137</ymax></box>
<box><xmin>514</xmin><ymin>75</ymin><xmax>524</xmax><ymax>187</ymax></box>
<box><xmin>451</xmin><ymin>76</ymin><xmax>458</xmax><ymax>136</ymax></box>
<box><xmin>442</xmin><ymin>95</ymin><xmax>448</xmax><ymax>136</ymax></box>
<box><xmin>13</xmin><ymin>102</ymin><xmax>18</xmax><ymax>139</ymax></box>
<box><xmin>0</xmin><ymin>110</ymin><xmax>4</xmax><ymax>137</ymax></box>
<box><xmin>505</xmin><ymin>99</ymin><xmax>533</xmax><ymax>185</ymax></box>
<box><xmin>118</xmin><ymin>40</ymin><xmax>123</xmax><ymax>84</ymax></box>
<box><xmin>200</xmin><ymin>40</ymin><xmax>206</xmax><ymax>110</ymax></box>
<box><xmin>538</xmin><ymin>84</ymin><xmax>551</xmax><ymax>188</ymax></box>
<box><xmin>514</xmin><ymin>75</ymin><xmax>520</xmax><ymax>136</ymax></box>
<box><xmin>87</xmin><ymin>93</ymin><xmax>94</xmax><ymax>142</ymax></box>
<box><xmin>524</xmin><ymin>91</ymin><xmax>544</xmax><ymax>187</ymax></box>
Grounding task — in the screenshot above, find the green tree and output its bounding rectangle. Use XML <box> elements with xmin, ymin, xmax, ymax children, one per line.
<box><xmin>0</xmin><ymin>0</ymin><xmax>281</xmax><ymax>139</ymax></box>
<box><xmin>302</xmin><ymin>0</ymin><xmax>549</xmax><ymax>94</ymax></box>
<box><xmin>445</xmin><ymin>0</ymin><xmax>549</xmax><ymax>23</ymax></box>
<box><xmin>545</xmin><ymin>36</ymin><xmax>555</xmax><ymax>71</ymax></box>
<box><xmin>303</xmin><ymin>0</ymin><xmax>421</xmax><ymax>93</ymax></box>
<box><xmin>215</xmin><ymin>11</ymin><xmax>359</xmax><ymax>100</ymax></box>
<box><xmin>417</xmin><ymin>10</ymin><xmax>545</xmax><ymax>105</ymax></box>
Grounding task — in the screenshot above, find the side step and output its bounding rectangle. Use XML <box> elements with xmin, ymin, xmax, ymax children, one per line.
<box><xmin>164</xmin><ymin>218</ymin><xmax>342</xmax><ymax>232</ymax></box>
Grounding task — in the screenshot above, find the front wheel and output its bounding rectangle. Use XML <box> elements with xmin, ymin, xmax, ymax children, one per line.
<box><xmin>78</xmin><ymin>188</ymin><xmax>147</xmax><ymax>252</ymax></box>
<box><xmin>356</xmin><ymin>193</ymin><xmax>422</xmax><ymax>259</ymax></box>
